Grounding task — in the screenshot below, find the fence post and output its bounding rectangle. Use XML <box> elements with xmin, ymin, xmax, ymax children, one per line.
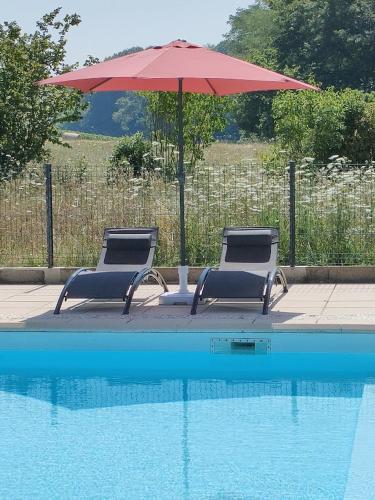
<box><xmin>288</xmin><ymin>160</ymin><xmax>296</xmax><ymax>267</ymax></box>
<box><xmin>44</xmin><ymin>163</ymin><xmax>54</xmax><ymax>268</ymax></box>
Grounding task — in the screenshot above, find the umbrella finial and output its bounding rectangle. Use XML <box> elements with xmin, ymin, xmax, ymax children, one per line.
<box><xmin>167</xmin><ymin>40</ymin><xmax>201</xmax><ymax>48</ymax></box>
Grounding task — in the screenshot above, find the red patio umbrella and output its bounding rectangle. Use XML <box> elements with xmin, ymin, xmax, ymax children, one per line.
<box><xmin>39</xmin><ymin>40</ymin><xmax>317</xmax><ymax>302</ymax></box>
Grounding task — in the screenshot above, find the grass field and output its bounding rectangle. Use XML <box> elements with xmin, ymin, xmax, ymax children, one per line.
<box><xmin>48</xmin><ymin>136</ymin><xmax>270</xmax><ymax>167</ymax></box>
<box><xmin>1</xmin><ymin>136</ymin><xmax>374</xmax><ymax>268</ymax></box>
<box><xmin>49</xmin><ymin>135</ymin><xmax>118</xmax><ymax>166</ymax></box>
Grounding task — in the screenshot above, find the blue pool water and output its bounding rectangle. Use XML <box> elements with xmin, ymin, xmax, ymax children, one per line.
<box><xmin>0</xmin><ymin>351</ymin><xmax>374</xmax><ymax>499</ymax></box>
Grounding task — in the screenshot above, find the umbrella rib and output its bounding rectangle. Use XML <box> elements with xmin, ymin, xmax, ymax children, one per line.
<box><xmin>205</xmin><ymin>78</ymin><xmax>218</xmax><ymax>95</ymax></box>
<box><xmin>89</xmin><ymin>77</ymin><xmax>113</xmax><ymax>91</ymax></box>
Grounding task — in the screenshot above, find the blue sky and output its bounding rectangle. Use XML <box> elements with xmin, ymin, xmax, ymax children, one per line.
<box><xmin>1</xmin><ymin>1</ymin><xmax>253</xmax><ymax>64</ymax></box>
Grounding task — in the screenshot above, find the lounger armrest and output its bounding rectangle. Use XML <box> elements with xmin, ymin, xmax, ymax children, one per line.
<box><xmin>197</xmin><ymin>266</ymin><xmax>213</xmax><ymax>287</ymax></box>
<box><xmin>65</xmin><ymin>267</ymin><xmax>89</xmax><ymax>291</ymax></box>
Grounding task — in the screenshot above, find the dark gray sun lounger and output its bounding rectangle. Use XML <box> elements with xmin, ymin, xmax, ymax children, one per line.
<box><xmin>191</xmin><ymin>227</ymin><xmax>288</xmax><ymax>315</ymax></box>
<box><xmin>54</xmin><ymin>227</ymin><xmax>168</xmax><ymax>315</ymax></box>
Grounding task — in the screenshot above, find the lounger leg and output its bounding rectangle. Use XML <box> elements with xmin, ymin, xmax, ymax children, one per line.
<box><xmin>53</xmin><ymin>268</ymin><xmax>86</xmax><ymax>315</ymax></box>
<box><xmin>277</xmin><ymin>268</ymin><xmax>288</xmax><ymax>293</ymax></box>
<box><xmin>191</xmin><ymin>267</ymin><xmax>212</xmax><ymax>315</ymax></box>
<box><xmin>54</xmin><ymin>291</ymin><xmax>66</xmax><ymax>315</ymax></box>
<box><xmin>191</xmin><ymin>291</ymin><xmax>200</xmax><ymax>315</ymax></box>
<box><xmin>123</xmin><ymin>293</ymin><xmax>134</xmax><ymax>315</ymax></box>
<box><xmin>122</xmin><ymin>272</ymin><xmax>142</xmax><ymax>315</ymax></box>
<box><xmin>151</xmin><ymin>269</ymin><xmax>169</xmax><ymax>292</ymax></box>
<box><xmin>262</xmin><ymin>290</ymin><xmax>271</xmax><ymax>315</ymax></box>
<box><xmin>122</xmin><ymin>268</ymin><xmax>168</xmax><ymax>315</ymax></box>
<box><xmin>263</xmin><ymin>268</ymin><xmax>288</xmax><ymax>314</ymax></box>
<box><xmin>262</xmin><ymin>269</ymin><xmax>278</xmax><ymax>315</ymax></box>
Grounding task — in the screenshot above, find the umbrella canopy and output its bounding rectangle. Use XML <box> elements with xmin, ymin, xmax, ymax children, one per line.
<box><xmin>40</xmin><ymin>39</ymin><xmax>317</xmax><ymax>94</ymax></box>
<box><xmin>40</xmin><ymin>40</ymin><xmax>317</xmax><ymax>296</ymax></box>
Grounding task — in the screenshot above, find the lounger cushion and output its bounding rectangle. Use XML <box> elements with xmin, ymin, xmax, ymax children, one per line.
<box><xmin>66</xmin><ymin>271</ymin><xmax>137</xmax><ymax>299</ymax></box>
<box><xmin>104</xmin><ymin>234</ymin><xmax>152</xmax><ymax>265</ymax></box>
<box><xmin>226</xmin><ymin>234</ymin><xmax>271</xmax><ymax>247</ymax></box>
<box><xmin>225</xmin><ymin>239</ymin><xmax>272</xmax><ymax>263</ymax></box>
<box><xmin>201</xmin><ymin>271</ymin><xmax>266</xmax><ymax>299</ymax></box>
<box><xmin>226</xmin><ymin>228</ymin><xmax>279</xmax><ymax>245</ymax></box>
<box><xmin>224</xmin><ymin>229</ymin><xmax>278</xmax><ymax>263</ymax></box>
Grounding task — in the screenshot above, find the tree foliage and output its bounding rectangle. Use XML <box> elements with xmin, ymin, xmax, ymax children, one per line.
<box><xmin>0</xmin><ymin>8</ymin><xmax>86</xmax><ymax>178</ymax></box>
<box><xmin>269</xmin><ymin>0</ymin><xmax>375</xmax><ymax>91</ymax></box>
<box><xmin>113</xmin><ymin>92</ymin><xmax>148</xmax><ymax>137</ymax></box>
<box><xmin>218</xmin><ymin>0</ymin><xmax>375</xmax><ymax>140</ymax></box>
<box><xmin>68</xmin><ymin>91</ymin><xmax>124</xmax><ymax>136</ymax></box>
<box><xmin>146</xmin><ymin>92</ymin><xmax>232</xmax><ymax>167</ymax></box>
<box><xmin>218</xmin><ymin>2</ymin><xmax>277</xmax><ymax>139</ymax></box>
<box><xmin>272</xmin><ymin>88</ymin><xmax>375</xmax><ymax>162</ymax></box>
<box><xmin>224</xmin><ymin>0</ymin><xmax>375</xmax><ymax>91</ymax></box>
<box><xmin>218</xmin><ymin>1</ymin><xmax>276</xmax><ymax>64</ymax></box>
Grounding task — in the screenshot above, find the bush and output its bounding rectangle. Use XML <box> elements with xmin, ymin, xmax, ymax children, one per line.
<box><xmin>110</xmin><ymin>132</ymin><xmax>156</xmax><ymax>176</ymax></box>
<box><xmin>272</xmin><ymin>88</ymin><xmax>375</xmax><ymax>163</ymax></box>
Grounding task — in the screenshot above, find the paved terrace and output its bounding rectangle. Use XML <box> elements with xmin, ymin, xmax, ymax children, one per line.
<box><xmin>0</xmin><ymin>283</ymin><xmax>375</xmax><ymax>331</ymax></box>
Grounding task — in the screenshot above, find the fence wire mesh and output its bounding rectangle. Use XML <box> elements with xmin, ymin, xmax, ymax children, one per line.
<box><xmin>1</xmin><ymin>161</ymin><xmax>374</xmax><ymax>267</ymax></box>
<box><xmin>295</xmin><ymin>163</ymin><xmax>375</xmax><ymax>265</ymax></box>
<box><xmin>0</xmin><ymin>166</ymin><xmax>46</xmax><ymax>266</ymax></box>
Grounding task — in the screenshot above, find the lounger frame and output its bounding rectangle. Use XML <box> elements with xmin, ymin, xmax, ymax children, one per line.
<box><xmin>191</xmin><ymin>266</ymin><xmax>287</xmax><ymax>315</ymax></box>
<box><xmin>191</xmin><ymin>227</ymin><xmax>288</xmax><ymax>315</ymax></box>
<box><xmin>54</xmin><ymin>266</ymin><xmax>168</xmax><ymax>315</ymax></box>
<box><xmin>54</xmin><ymin>227</ymin><xmax>168</xmax><ymax>315</ymax></box>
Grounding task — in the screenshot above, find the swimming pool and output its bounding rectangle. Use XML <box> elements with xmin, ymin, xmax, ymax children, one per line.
<box><xmin>0</xmin><ymin>332</ymin><xmax>375</xmax><ymax>499</ymax></box>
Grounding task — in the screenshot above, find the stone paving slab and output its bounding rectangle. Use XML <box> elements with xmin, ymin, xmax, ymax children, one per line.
<box><xmin>0</xmin><ymin>283</ymin><xmax>374</xmax><ymax>332</ymax></box>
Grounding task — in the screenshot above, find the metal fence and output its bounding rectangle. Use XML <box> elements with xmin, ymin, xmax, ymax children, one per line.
<box><xmin>1</xmin><ymin>160</ymin><xmax>375</xmax><ymax>267</ymax></box>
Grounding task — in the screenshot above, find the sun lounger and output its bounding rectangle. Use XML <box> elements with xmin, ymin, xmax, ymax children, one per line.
<box><xmin>54</xmin><ymin>227</ymin><xmax>168</xmax><ymax>315</ymax></box>
<box><xmin>191</xmin><ymin>227</ymin><xmax>288</xmax><ymax>315</ymax></box>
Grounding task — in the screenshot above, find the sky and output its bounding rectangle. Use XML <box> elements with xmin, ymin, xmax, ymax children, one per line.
<box><xmin>1</xmin><ymin>0</ymin><xmax>253</xmax><ymax>65</ymax></box>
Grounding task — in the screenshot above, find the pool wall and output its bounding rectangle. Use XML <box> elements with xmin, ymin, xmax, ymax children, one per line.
<box><xmin>1</xmin><ymin>330</ymin><xmax>375</xmax><ymax>353</ymax></box>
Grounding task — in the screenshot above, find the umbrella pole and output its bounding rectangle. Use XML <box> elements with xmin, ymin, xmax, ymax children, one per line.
<box><xmin>177</xmin><ymin>78</ymin><xmax>187</xmax><ymax>268</ymax></box>
<box><xmin>176</xmin><ymin>77</ymin><xmax>190</xmax><ymax>295</ymax></box>
<box><xmin>159</xmin><ymin>78</ymin><xmax>193</xmax><ymax>304</ymax></box>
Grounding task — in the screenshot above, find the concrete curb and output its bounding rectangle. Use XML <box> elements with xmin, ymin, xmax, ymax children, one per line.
<box><xmin>2</xmin><ymin>266</ymin><xmax>375</xmax><ymax>285</ymax></box>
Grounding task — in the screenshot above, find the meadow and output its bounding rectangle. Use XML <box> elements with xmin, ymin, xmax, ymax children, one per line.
<box><xmin>0</xmin><ymin>136</ymin><xmax>374</xmax><ymax>268</ymax></box>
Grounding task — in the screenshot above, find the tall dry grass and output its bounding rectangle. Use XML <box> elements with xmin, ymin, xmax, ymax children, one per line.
<box><xmin>1</xmin><ymin>139</ymin><xmax>375</xmax><ymax>267</ymax></box>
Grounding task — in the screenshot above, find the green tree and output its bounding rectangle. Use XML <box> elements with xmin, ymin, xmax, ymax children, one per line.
<box><xmin>269</xmin><ymin>0</ymin><xmax>375</xmax><ymax>90</ymax></box>
<box><xmin>68</xmin><ymin>91</ymin><xmax>124</xmax><ymax>136</ymax></box>
<box><xmin>0</xmin><ymin>8</ymin><xmax>86</xmax><ymax>179</ymax></box>
<box><xmin>113</xmin><ymin>92</ymin><xmax>148</xmax><ymax>136</ymax></box>
<box><xmin>218</xmin><ymin>2</ymin><xmax>277</xmax><ymax>138</ymax></box>
<box><xmin>234</xmin><ymin>92</ymin><xmax>275</xmax><ymax>139</ymax></box>
<box><xmin>272</xmin><ymin>88</ymin><xmax>375</xmax><ymax>162</ymax></box>
<box><xmin>219</xmin><ymin>1</ymin><xmax>276</xmax><ymax>63</ymax></box>
<box><xmin>219</xmin><ymin>0</ymin><xmax>375</xmax><ymax>138</ymax></box>
<box><xmin>146</xmin><ymin>92</ymin><xmax>232</xmax><ymax>166</ymax></box>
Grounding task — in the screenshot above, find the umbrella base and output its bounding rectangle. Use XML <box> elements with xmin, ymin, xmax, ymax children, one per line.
<box><xmin>159</xmin><ymin>265</ymin><xmax>194</xmax><ymax>305</ymax></box>
<box><xmin>159</xmin><ymin>291</ymin><xmax>194</xmax><ymax>306</ymax></box>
